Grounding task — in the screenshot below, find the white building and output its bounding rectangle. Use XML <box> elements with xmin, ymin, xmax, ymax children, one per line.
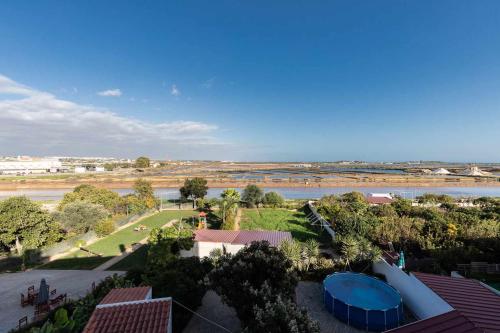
<box><xmin>367</xmin><ymin>193</ymin><xmax>393</xmax><ymax>199</ymax></box>
<box><xmin>74</xmin><ymin>166</ymin><xmax>86</xmax><ymax>173</ymax></box>
<box><xmin>181</xmin><ymin>229</ymin><xmax>292</xmax><ymax>258</ymax></box>
<box><xmin>0</xmin><ymin>158</ymin><xmax>62</xmax><ymax>175</ymax></box>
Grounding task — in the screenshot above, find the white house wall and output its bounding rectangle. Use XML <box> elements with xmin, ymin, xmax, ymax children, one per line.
<box><xmin>373</xmin><ymin>259</ymin><xmax>453</xmax><ymax>319</ymax></box>
<box><xmin>180</xmin><ymin>241</ymin><xmax>245</xmax><ymax>257</ymax></box>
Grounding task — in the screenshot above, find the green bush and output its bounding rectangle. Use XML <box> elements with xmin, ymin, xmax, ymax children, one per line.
<box><xmin>245</xmin><ymin>286</ymin><xmax>319</xmax><ymax>333</ymax></box>
<box><xmin>94</xmin><ymin>219</ymin><xmax>116</xmax><ymax>237</ymax></box>
<box><xmin>242</xmin><ymin>185</ymin><xmax>264</xmax><ymax>208</ymax></box>
<box><xmin>0</xmin><ymin>196</ymin><xmax>63</xmax><ymax>252</ymax></box>
<box><xmin>263</xmin><ymin>191</ymin><xmax>285</xmax><ymax>208</ymax></box>
<box><xmin>54</xmin><ymin>201</ymin><xmax>108</xmax><ymax>234</ymax></box>
<box><xmin>209</xmin><ymin>241</ymin><xmax>298</xmax><ymax>325</ymax></box>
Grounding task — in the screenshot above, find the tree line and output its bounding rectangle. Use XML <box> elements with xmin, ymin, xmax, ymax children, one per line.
<box><xmin>315</xmin><ymin>192</ymin><xmax>500</xmax><ymax>272</ymax></box>
<box><xmin>0</xmin><ymin>179</ymin><xmax>159</xmax><ymax>267</ymax></box>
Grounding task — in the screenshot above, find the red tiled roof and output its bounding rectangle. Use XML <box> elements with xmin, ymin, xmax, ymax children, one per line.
<box><xmin>194</xmin><ymin>229</ymin><xmax>292</xmax><ymax>247</ymax></box>
<box><xmin>194</xmin><ymin>230</ymin><xmax>239</xmax><ymax>243</ymax></box>
<box><xmin>386</xmin><ymin>310</ymin><xmax>482</xmax><ymax>333</ymax></box>
<box><xmin>366</xmin><ymin>196</ymin><xmax>394</xmax><ymax>204</ymax></box>
<box><xmin>83</xmin><ymin>298</ymin><xmax>171</xmax><ymax>333</ymax></box>
<box><xmin>233</xmin><ymin>230</ymin><xmax>292</xmax><ymax>246</ymax></box>
<box><xmin>413</xmin><ymin>272</ymin><xmax>500</xmax><ymax>332</ymax></box>
<box><xmin>99</xmin><ymin>287</ymin><xmax>151</xmax><ymax>305</ymax></box>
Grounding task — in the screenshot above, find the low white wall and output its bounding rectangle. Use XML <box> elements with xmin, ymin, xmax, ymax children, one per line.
<box><xmin>373</xmin><ymin>259</ymin><xmax>453</xmax><ymax>319</ymax></box>
<box><xmin>180</xmin><ymin>241</ymin><xmax>245</xmax><ymax>257</ymax></box>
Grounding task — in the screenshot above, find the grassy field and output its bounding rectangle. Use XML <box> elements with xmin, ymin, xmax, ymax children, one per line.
<box><xmin>240</xmin><ymin>208</ymin><xmax>327</xmax><ymax>243</ymax></box>
<box><xmin>108</xmin><ymin>245</ymin><xmax>150</xmax><ymax>271</ymax></box>
<box><xmin>41</xmin><ymin>210</ymin><xmax>197</xmax><ymax>269</ymax></box>
<box><xmin>40</xmin><ymin>256</ymin><xmax>113</xmax><ymax>270</ymax></box>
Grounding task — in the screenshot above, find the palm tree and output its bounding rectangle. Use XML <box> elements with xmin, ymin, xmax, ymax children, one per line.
<box><xmin>303</xmin><ymin>239</ymin><xmax>319</xmax><ymax>271</ymax></box>
<box><xmin>220</xmin><ymin>189</ymin><xmax>240</xmax><ymax>229</ymax></box>
<box><xmin>340</xmin><ymin>236</ymin><xmax>359</xmax><ymax>270</ymax></box>
<box><xmin>279</xmin><ymin>239</ymin><xmax>302</xmax><ymax>270</ymax></box>
<box><xmin>368</xmin><ymin>245</ymin><xmax>382</xmax><ymax>263</ymax></box>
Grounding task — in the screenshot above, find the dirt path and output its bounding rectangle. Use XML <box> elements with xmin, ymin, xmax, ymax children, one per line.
<box><xmin>93</xmin><ymin>219</ymin><xmax>179</xmax><ymax>271</ymax></box>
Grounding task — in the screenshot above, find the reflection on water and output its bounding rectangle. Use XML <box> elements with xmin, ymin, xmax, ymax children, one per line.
<box><xmin>1</xmin><ymin>186</ymin><xmax>500</xmax><ymax>201</ymax></box>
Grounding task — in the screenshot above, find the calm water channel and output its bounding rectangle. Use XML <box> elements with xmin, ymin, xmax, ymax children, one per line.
<box><xmin>1</xmin><ymin>186</ymin><xmax>500</xmax><ymax>201</ymax></box>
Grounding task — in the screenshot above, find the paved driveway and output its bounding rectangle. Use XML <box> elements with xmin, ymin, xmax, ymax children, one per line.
<box><xmin>0</xmin><ymin>269</ymin><xmax>123</xmax><ymax>333</ymax></box>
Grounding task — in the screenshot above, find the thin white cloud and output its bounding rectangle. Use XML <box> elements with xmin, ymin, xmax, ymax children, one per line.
<box><xmin>202</xmin><ymin>77</ymin><xmax>216</xmax><ymax>89</ymax></box>
<box><xmin>170</xmin><ymin>84</ymin><xmax>181</xmax><ymax>96</ymax></box>
<box><xmin>0</xmin><ymin>74</ymin><xmax>224</xmax><ymax>158</ymax></box>
<box><xmin>97</xmin><ymin>88</ymin><xmax>122</xmax><ymax>97</ymax></box>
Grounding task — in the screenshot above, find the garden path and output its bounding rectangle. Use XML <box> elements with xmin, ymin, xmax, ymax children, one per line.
<box><xmin>93</xmin><ymin>219</ymin><xmax>179</xmax><ymax>271</ymax></box>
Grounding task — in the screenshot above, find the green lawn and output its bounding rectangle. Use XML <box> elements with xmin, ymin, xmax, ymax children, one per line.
<box><xmin>40</xmin><ymin>256</ymin><xmax>113</xmax><ymax>270</ymax></box>
<box><xmin>107</xmin><ymin>245</ymin><xmax>150</xmax><ymax>271</ymax></box>
<box><xmin>41</xmin><ymin>210</ymin><xmax>197</xmax><ymax>269</ymax></box>
<box><xmin>240</xmin><ymin>208</ymin><xmax>327</xmax><ymax>243</ymax></box>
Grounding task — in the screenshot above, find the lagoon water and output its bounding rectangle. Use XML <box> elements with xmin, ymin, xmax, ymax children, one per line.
<box><xmin>1</xmin><ymin>186</ymin><xmax>500</xmax><ymax>201</ymax></box>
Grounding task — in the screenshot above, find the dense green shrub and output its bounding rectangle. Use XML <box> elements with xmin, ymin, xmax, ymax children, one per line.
<box><xmin>142</xmin><ymin>225</ymin><xmax>211</xmax><ymax>332</ymax></box>
<box><xmin>315</xmin><ymin>192</ymin><xmax>500</xmax><ymax>272</ymax></box>
<box><xmin>242</xmin><ymin>184</ymin><xmax>264</xmax><ymax>208</ymax></box>
<box><xmin>54</xmin><ymin>201</ymin><xmax>108</xmax><ymax>234</ymax></box>
<box><xmin>263</xmin><ymin>191</ymin><xmax>285</xmax><ymax>208</ymax></box>
<box><xmin>0</xmin><ymin>196</ymin><xmax>62</xmax><ymax>253</ymax></box>
<box><xmin>143</xmin><ymin>257</ymin><xmax>213</xmax><ymax>332</ymax></box>
<box><xmin>94</xmin><ymin>219</ymin><xmax>116</xmax><ymax>237</ymax></box>
<box><xmin>59</xmin><ymin>185</ymin><xmax>123</xmax><ymax>214</ymax></box>
<box><xmin>244</xmin><ymin>286</ymin><xmax>319</xmax><ymax>333</ymax></box>
<box><xmin>209</xmin><ymin>241</ymin><xmax>300</xmax><ymax>327</ymax></box>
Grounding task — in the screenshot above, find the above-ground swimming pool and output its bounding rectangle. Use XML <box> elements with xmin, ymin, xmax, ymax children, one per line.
<box><xmin>323</xmin><ymin>272</ymin><xmax>403</xmax><ymax>331</ymax></box>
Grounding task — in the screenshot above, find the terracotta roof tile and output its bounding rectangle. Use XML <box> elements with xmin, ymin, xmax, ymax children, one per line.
<box><xmin>413</xmin><ymin>272</ymin><xmax>500</xmax><ymax>332</ymax></box>
<box><xmin>194</xmin><ymin>230</ymin><xmax>292</xmax><ymax>247</ymax></box>
<box><xmin>366</xmin><ymin>196</ymin><xmax>394</xmax><ymax>204</ymax></box>
<box><xmin>83</xmin><ymin>299</ymin><xmax>171</xmax><ymax>333</ymax></box>
<box><xmin>386</xmin><ymin>310</ymin><xmax>482</xmax><ymax>333</ymax></box>
<box><xmin>194</xmin><ymin>230</ymin><xmax>239</xmax><ymax>243</ymax></box>
<box><xmin>233</xmin><ymin>230</ymin><xmax>292</xmax><ymax>247</ymax></box>
<box><xmin>100</xmin><ymin>287</ymin><xmax>151</xmax><ymax>305</ymax></box>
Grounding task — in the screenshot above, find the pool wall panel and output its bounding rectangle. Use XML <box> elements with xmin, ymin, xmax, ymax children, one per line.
<box><xmin>323</xmin><ymin>273</ymin><xmax>403</xmax><ymax>332</ymax></box>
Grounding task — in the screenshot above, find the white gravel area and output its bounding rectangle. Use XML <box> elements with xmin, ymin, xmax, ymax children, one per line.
<box><xmin>0</xmin><ymin>269</ymin><xmax>123</xmax><ymax>333</ymax></box>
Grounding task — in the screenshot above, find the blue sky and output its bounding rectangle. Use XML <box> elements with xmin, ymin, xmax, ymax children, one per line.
<box><xmin>1</xmin><ymin>1</ymin><xmax>499</xmax><ymax>162</ymax></box>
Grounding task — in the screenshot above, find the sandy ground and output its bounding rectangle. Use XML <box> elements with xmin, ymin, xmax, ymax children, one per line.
<box><xmin>182</xmin><ymin>282</ymin><xmax>366</xmax><ymax>333</ymax></box>
<box><xmin>296</xmin><ymin>281</ymin><xmax>365</xmax><ymax>333</ymax></box>
<box><xmin>183</xmin><ymin>290</ymin><xmax>241</xmax><ymax>333</ymax></box>
<box><xmin>0</xmin><ymin>269</ymin><xmax>123</xmax><ymax>333</ymax></box>
<box><xmin>1</xmin><ymin>173</ymin><xmax>498</xmax><ymax>191</ymax></box>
